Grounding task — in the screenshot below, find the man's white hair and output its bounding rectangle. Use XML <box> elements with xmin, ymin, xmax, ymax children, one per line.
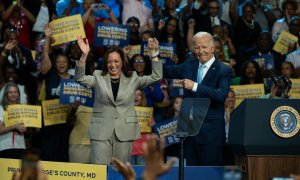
<box><xmin>192</xmin><ymin>32</ymin><xmax>214</xmax><ymax>46</ymax></box>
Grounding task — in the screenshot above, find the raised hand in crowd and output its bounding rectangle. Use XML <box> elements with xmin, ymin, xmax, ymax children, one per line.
<box><xmin>123</xmin><ymin>45</ymin><xmax>131</xmax><ymax>57</ymax></box>
<box><xmin>113</xmin><ymin>134</ymin><xmax>175</xmax><ymax>180</ymax></box>
<box><xmin>147</xmin><ymin>38</ymin><xmax>159</xmax><ymax>59</ymax></box>
<box><xmin>4</xmin><ymin>40</ymin><xmax>18</xmax><ymax>52</ymax></box>
<box><xmin>142</xmin><ymin>135</ymin><xmax>176</xmax><ymax>180</ymax></box>
<box><xmin>187</xmin><ymin>18</ymin><xmax>196</xmax><ymax>51</ymax></box>
<box><xmin>69</xmin><ymin>0</ymin><xmax>78</xmax><ymax>8</ymax></box>
<box><xmin>1</xmin><ymin>40</ymin><xmax>18</xmax><ymax>63</ymax></box>
<box><xmin>44</xmin><ymin>24</ymin><xmax>52</xmax><ymax>38</ymax></box>
<box><xmin>12</xmin><ymin>0</ymin><xmax>36</xmax><ymax>23</ymax></box>
<box><xmin>62</xmin><ymin>0</ymin><xmax>79</xmax><ymax>17</ymax></box>
<box><xmin>12</xmin><ymin>154</ymin><xmax>48</xmax><ymax>180</ymax></box>
<box><xmin>229</xmin><ymin>59</ymin><xmax>236</xmax><ymax>68</ymax></box>
<box><xmin>40</xmin><ymin>24</ymin><xmax>53</xmax><ymax>75</ymax></box>
<box><xmin>16</xmin><ymin>0</ymin><xmax>24</xmax><ymax>8</ymax></box>
<box><xmin>98</xmin><ymin>3</ymin><xmax>111</xmax><ymax>12</ymax></box>
<box><xmin>288</xmin><ymin>42</ymin><xmax>298</xmax><ymax>54</ymax></box>
<box><xmin>87</xmin><ymin>2</ymin><xmax>100</xmax><ymax>12</ymax></box>
<box><xmin>188</xmin><ymin>18</ymin><xmax>196</xmax><ymax>29</ymax></box>
<box><xmin>158</xmin><ymin>19</ymin><xmax>165</xmax><ymax>30</ymax></box>
<box><xmin>112</xmin><ymin>158</ymin><xmax>136</xmax><ymax>180</ymax></box>
<box><xmin>44</xmin><ymin>24</ymin><xmax>56</xmax><ymax>46</ymax></box>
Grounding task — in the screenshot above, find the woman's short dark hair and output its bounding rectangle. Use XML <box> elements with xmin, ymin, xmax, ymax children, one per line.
<box><xmin>101</xmin><ymin>46</ymin><xmax>133</xmax><ymax>77</ymax></box>
<box><xmin>2</xmin><ymin>82</ymin><xmax>20</xmax><ymax>110</ymax></box>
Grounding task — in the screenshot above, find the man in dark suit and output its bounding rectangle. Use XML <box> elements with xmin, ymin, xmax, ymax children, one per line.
<box><xmin>192</xmin><ymin>0</ymin><xmax>232</xmax><ymax>37</ymax></box>
<box><xmin>163</xmin><ymin>32</ymin><xmax>233</xmax><ymax>166</ymax></box>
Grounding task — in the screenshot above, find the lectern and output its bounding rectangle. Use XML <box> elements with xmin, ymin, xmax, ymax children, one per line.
<box><xmin>228</xmin><ymin>99</ymin><xmax>300</xmax><ymax>180</ymax></box>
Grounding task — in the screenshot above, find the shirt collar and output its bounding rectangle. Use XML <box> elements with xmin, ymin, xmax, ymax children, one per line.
<box><xmin>199</xmin><ymin>56</ymin><xmax>215</xmax><ymax>69</ymax></box>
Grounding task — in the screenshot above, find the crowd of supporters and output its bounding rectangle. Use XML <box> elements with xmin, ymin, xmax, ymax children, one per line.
<box><xmin>0</xmin><ymin>0</ymin><xmax>299</xmax><ymax>166</ymax></box>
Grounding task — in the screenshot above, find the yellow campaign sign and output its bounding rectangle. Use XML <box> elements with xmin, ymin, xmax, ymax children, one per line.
<box><xmin>0</xmin><ymin>158</ymin><xmax>107</xmax><ymax>180</ymax></box>
<box><xmin>134</xmin><ymin>106</ymin><xmax>153</xmax><ymax>133</ymax></box>
<box><xmin>231</xmin><ymin>84</ymin><xmax>265</xmax><ymax>107</ymax></box>
<box><xmin>49</xmin><ymin>14</ymin><xmax>86</xmax><ymax>46</ymax></box>
<box><xmin>4</xmin><ymin>104</ymin><xmax>42</xmax><ymax>128</ymax></box>
<box><xmin>289</xmin><ymin>79</ymin><xmax>300</xmax><ymax>99</ymax></box>
<box><xmin>273</xmin><ymin>31</ymin><xmax>298</xmax><ymax>55</ymax></box>
<box><xmin>127</xmin><ymin>45</ymin><xmax>141</xmax><ymax>59</ymax></box>
<box><xmin>42</xmin><ymin>99</ymin><xmax>69</xmax><ymax>126</ymax></box>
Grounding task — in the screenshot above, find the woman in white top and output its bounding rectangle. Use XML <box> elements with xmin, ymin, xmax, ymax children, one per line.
<box><xmin>0</xmin><ymin>82</ymin><xmax>26</xmax><ymax>159</ymax></box>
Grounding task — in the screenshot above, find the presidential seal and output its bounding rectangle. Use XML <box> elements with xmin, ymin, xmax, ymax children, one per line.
<box><xmin>270</xmin><ymin>106</ymin><xmax>300</xmax><ymax>138</ymax></box>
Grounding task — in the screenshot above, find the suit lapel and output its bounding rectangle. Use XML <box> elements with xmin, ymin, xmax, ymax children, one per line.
<box><xmin>201</xmin><ymin>60</ymin><xmax>219</xmax><ymax>85</ymax></box>
<box><xmin>192</xmin><ymin>59</ymin><xmax>199</xmax><ymax>82</ymax></box>
<box><xmin>116</xmin><ymin>73</ymin><xmax>129</xmax><ymax>102</ymax></box>
<box><xmin>102</xmin><ymin>74</ymin><xmax>116</xmax><ymax>105</ymax></box>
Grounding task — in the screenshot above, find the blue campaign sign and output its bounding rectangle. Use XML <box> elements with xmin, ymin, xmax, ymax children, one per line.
<box><xmin>140</xmin><ymin>41</ymin><xmax>176</xmax><ymax>65</ymax></box>
<box><xmin>59</xmin><ymin>79</ymin><xmax>94</xmax><ymax>107</ymax></box>
<box><xmin>250</xmin><ymin>54</ymin><xmax>275</xmax><ymax>70</ymax></box>
<box><xmin>140</xmin><ymin>41</ymin><xmax>148</xmax><ymax>56</ymax></box>
<box><xmin>94</xmin><ymin>23</ymin><xmax>130</xmax><ymax>47</ymax></box>
<box><xmin>153</xmin><ymin>118</ymin><xmax>180</xmax><ymax>147</ymax></box>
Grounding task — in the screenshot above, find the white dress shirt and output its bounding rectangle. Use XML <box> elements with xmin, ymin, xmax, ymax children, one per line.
<box><xmin>210</xmin><ymin>16</ymin><xmax>221</xmax><ymax>27</ymax></box>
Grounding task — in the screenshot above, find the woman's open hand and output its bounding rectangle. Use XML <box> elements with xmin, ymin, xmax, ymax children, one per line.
<box><xmin>77</xmin><ymin>37</ymin><xmax>90</xmax><ymax>56</ymax></box>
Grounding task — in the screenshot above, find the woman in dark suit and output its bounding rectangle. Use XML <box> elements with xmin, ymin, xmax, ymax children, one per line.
<box><xmin>75</xmin><ymin>37</ymin><xmax>162</xmax><ymax>164</ymax></box>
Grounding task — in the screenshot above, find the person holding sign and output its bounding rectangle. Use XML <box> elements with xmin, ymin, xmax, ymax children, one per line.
<box><xmin>131</xmin><ymin>89</ymin><xmax>149</xmax><ymax>165</ymax></box>
<box><xmin>163</xmin><ymin>32</ymin><xmax>233</xmax><ymax>166</ymax></box>
<box><xmin>82</xmin><ymin>0</ymin><xmax>119</xmax><ymax>44</ymax></box>
<box><xmin>271</xmin><ymin>0</ymin><xmax>298</xmax><ymax>42</ymax></box>
<box><xmin>40</xmin><ymin>25</ymin><xmax>73</xmax><ymax>162</ymax></box>
<box><xmin>0</xmin><ymin>82</ymin><xmax>26</xmax><ymax>159</ymax></box>
<box><xmin>75</xmin><ymin>37</ymin><xmax>162</xmax><ymax>165</ymax></box>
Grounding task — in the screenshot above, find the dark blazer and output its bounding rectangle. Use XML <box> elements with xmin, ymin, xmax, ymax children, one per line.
<box><xmin>164</xmin><ymin>57</ymin><xmax>233</xmax><ymax>145</ymax></box>
<box><xmin>192</xmin><ymin>13</ymin><xmax>232</xmax><ymax>37</ymax></box>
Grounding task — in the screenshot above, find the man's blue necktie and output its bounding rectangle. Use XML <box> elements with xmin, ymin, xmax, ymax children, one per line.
<box><xmin>197</xmin><ymin>64</ymin><xmax>206</xmax><ymax>84</ymax></box>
